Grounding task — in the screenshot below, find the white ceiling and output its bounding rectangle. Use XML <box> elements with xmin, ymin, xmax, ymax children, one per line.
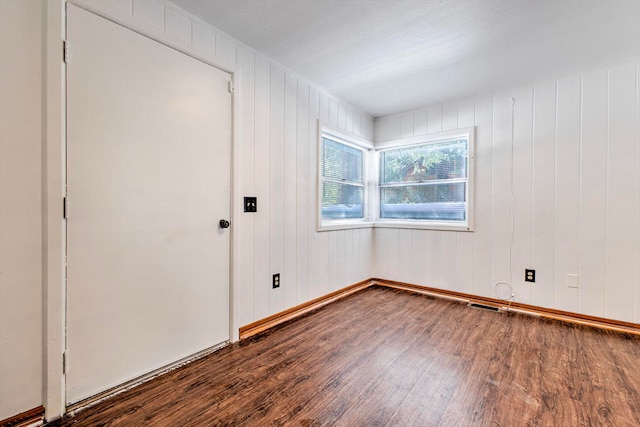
<box><xmin>171</xmin><ymin>0</ymin><xmax>640</xmax><ymax>117</ymax></box>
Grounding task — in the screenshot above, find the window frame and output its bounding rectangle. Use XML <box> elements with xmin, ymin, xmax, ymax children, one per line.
<box><xmin>374</xmin><ymin>128</ymin><xmax>475</xmax><ymax>231</ymax></box>
<box><xmin>317</xmin><ymin>126</ymin><xmax>374</xmax><ymax>231</ymax></box>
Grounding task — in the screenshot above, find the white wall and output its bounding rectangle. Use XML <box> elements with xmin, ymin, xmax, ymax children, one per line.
<box><xmin>0</xmin><ymin>0</ymin><xmax>374</xmax><ymax>420</ymax></box>
<box><xmin>0</xmin><ymin>0</ymin><xmax>44</xmax><ymax>421</ymax></box>
<box><xmin>374</xmin><ymin>61</ymin><xmax>640</xmax><ymax>324</ymax></box>
<box><xmin>4</xmin><ymin>0</ymin><xmax>639</xmax><ymax>421</ymax></box>
<box><xmin>63</xmin><ymin>0</ymin><xmax>374</xmax><ymax>326</ymax></box>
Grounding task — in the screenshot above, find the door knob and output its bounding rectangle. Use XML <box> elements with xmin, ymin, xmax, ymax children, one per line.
<box><xmin>219</xmin><ymin>219</ymin><xmax>230</xmax><ymax>229</ymax></box>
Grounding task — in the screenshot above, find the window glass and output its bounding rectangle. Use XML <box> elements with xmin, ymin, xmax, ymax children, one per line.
<box><xmin>321</xmin><ymin>136</ymin><xmax>365</xmax><ymax>221</ymax></box>
<box><xmin>379</xmin><ymin>138</ymin><xmax>469</xmax><ymax>223</ymax></box>
<box><xmin>323</xmin><ymin>138</ymin><xmax>363</xmax><ymax>183</ymax></box>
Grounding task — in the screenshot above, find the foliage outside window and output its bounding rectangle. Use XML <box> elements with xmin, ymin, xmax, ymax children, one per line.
<box><xmin>320</xmin><ymin>135</ymin><xmax>366</xmax><ymax>222</ymax></box>
<box><xmin>379</xmin><ymin>138</ymin><xmax>470</xmax><ymax>225</ymax></box>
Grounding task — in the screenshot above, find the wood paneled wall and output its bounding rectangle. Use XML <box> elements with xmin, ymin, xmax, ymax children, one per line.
<box><xmin>374</xmin><ymin>62</ymin><xmax>640</xmax><ymax>323</ymax></box>
<box><xmin>70</xmin><ymin>0</ymin><xmax>375</xmax><ymax>328</ymax></box>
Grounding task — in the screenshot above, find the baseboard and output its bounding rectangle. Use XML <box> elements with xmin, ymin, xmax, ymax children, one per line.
<box><xmin>0</xmin><ymin>406</ymin><xmax>44</xmax><ymax>427</ymax></box>
<box><xmin>239</xmin><ymin>279</ymin><xmax>373</xmax><ymax>339</ymax></box>
<box><xmin>373</xmin><ymin>278</ymin><xmax>640</xmax><ymax>336</ymax></box>
<box><xmin>240</xmin><ymin>278</ymin><xmax>640</xmax><ymax>339</ymax></box>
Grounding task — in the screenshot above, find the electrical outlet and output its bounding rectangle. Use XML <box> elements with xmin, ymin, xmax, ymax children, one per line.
<box><xmin>244</xmin><ymin>196</ymin><xmax>257</xmax><ymax>213</ymax></box>
<box><xmin>272</xmin><ymin>273</ymin><xmax>280</xmax><ymax>289</ymax></box>
<box><xmin>525</xmin><ymin>269</ymin><xmax>535</xmax><ymax>283</ymax></box>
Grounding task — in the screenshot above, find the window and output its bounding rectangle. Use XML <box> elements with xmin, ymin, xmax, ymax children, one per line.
<box><xmin>318</xmin><ymin>129</ymin><xmax>372</xmax><ymax>230</ymax></box>
<box><xmin>317</xmin><ymin>126</ymin><xmax>473</xmax><ymax>231</ymax></box>
<box><xmin>377</xmin><ymin>131</ymin><xmax>473</xmax><ymax>230</ymax></box>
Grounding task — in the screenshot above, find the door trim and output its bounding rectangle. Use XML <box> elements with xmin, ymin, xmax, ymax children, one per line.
<box><xmin>44</xmin><ymin>1</ymin><xmax>241</xmax><ymax>421</ymax></box>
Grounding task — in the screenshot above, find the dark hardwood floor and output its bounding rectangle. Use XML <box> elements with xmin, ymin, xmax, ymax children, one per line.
<box><xmin>49</xmin><ymin>286</ymin><xmax>640</xmax><ymax>426</ymax></box>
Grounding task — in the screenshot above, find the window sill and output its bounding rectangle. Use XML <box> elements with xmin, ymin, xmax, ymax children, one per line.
<box><xmin>318</xmin><ymin>221</ymin><xmax>375</xmax><ymax>232</ymax></box>
<box><xmin>374</xmin><ymin>220</ymin><xmax>473</xmax><ymax>232</ymax></box>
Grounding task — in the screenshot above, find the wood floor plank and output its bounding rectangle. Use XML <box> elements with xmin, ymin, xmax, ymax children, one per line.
<box><xmin>48</xmin><ymin>286</ymin><xmax>640</xmax><ymax>427</ymax></box>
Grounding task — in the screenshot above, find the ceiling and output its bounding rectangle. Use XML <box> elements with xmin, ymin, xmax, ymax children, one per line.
<box><xmin>171</xmin><ymin>0</ymin><xmax>640</xmax><ymax>117</ymax></box>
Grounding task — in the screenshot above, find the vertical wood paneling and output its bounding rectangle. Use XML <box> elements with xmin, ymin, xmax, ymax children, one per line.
<box><xmin>371</xmin><ymin>228</ymin><xmax>386</xmax><ymax>279</ymax></box>
<box><xmin>164</xmin><ymin>8</ymin><xmax>190</xmax><ymax>46</ymax></box>
<box><xmin>337</xmin><ymin>103</ymin><xmax>346</xmax><ymax>130</ymax></box>
<box><xmin>427</xmin><ymin>105</ymin><xmax>443</xmax><ymax>134</ymax></box>
<box><xmin>397</xmin><ymin>229</ymin><xmax>413</xmax><ymax>283</ymax></box>
<box><xmin>580</xmin><ymin>68</ymin><xmax>608</xmax><ymax>317</ymax></box>
<box><xmin>456</xmin><ymin>233</ymin><xmax>474</xmax><ymax>293</ymax></box>
<box><xmin>61</xmin><ymin>0</ymin><xmax>376</xmax><ymax>332</ymax></box>
<box><xmin>386</xmin><ymin>229</ymin><xmax>401</xmax><ymax>280</ymax></box>
<box><xmin>411</xmin><ymin>231</ymin><xmax>428</xmax><ymax>285</ymax></box>
<box><xmin>512</xmin><ymin>86</ymin><xmax>534</xmax><ymax>304</ymax></box>
<box><xmin>269</xmin><ymin>67</ymin><xmax>285</xmax><ymax>314</ymax></box>
<box><xmin>344</xmin><ymin>229</ymin><xmax>353</xmax><ymax>283</ymax></box>
<box><xmin>426</xmin><ymin>231</ymin><xmax>442</xmax><ymax>287</ymax></box>
<box><xmin>491</xmin><ymin>91</ymin><xmax>513</xmax><ymax>296</ymax></box>
<box><xmin>375</xmin><ymin>228</ymin><xmax>388</xmax><ymax>279</ymax></box>
<box><xmin>132</xmin><ymin>0</ymin><xmax>164</xmax><ymax>32</ymax></box>
<box><xmin>374</xmin><ymin>116</ymin><xmax>388</xmax><ymax>143</ymax></box>
<box><xmin>355</xmin><ymin>229</ymin><xmax>364</xmax><ymax>280</ymax></box>
<box><xmin>400</xmin><ymin>112</ymin><xmax>414</xmax><ymax>138</ymax></box>
<box><xmin>98</xmin><ymin>0</ymin><xmax>132</xmax><ymax>17</ymax></box>
<box><xmin>215</xmin><ymin>35</ymin><xmax>236</xmax><ymax>71</ymax></box>
<box><xmin>191</xmin><ymin>22</ymin><xmax>215</xmax><ymax>57</ymax></box>
<box><xmin>282</xmin><ymin>72</ymin><xmax>297</xmax><ymax>310</ymax></box>
<box><xmin>307</xmin><ymin>87</ymin><xmax>320</xmax><ymax>299</ymax></box>
<box><xmin>458</xmin><ymin>99</ymin><xmax>475</xmax><ymax>129</ymax></box>
<box><xmin>554</xmin><ymin>75</ymin><xmax>581</xmax><ymax>313</ymax></box>
<box><xmin>363</xmin><ymin>116</ymin><xmax>375</xmax><ymax>142</ymax></box>
<box><xmin>351</xmin><ymin>230</ymin><xmax>359</xmax><ymax>282</ymax></box>
<box><xmin>442</xmin><ymin>102</ymin><xmax>458</xmax><ymax>131</ymax></box>
<box><xmin>296</xmin><ymin>82</ymin><xmax>310</xmax><ymax>303</ymax></box>
<box><xmin>319</xmin><ymin>93</ymin><xmax>330</xmax><ymax>124</ymax></box>
<box><xmin>37</xmin><ymin>6</ymin><xmax>640</xmax><ymax>408</ymax></box>
<box><xmin>352</xmin><ymin>111</ymin><xmax>361</xmax><ymax>138</ymax></box>
<box><xmin>386</xmin><ymin>115</ymin><xmax>403</xmax><ymax>141</ymax></box>
<box><xmin>472</xmin><ymin>95</ymin><xmax>493</xmax><ymax>296</ymax></box>
<box><xmin>414</xmin><ymin>108</ymin><xmax>428</xmax><ymax>136</ymax></box>
<box><xmin>345</xmin><ymin>106</ymin><xmax>354</xmax><ymax>134</ymax></box>
<box><xmin>317</xmin><ymin>231</ymin><xmax>329</xmax><ymax>298</ymax></box>
<box><xmin>361</xmin><ymin>229</ymin><xmax>373</xmax><ymax>280</ymax></box>
<box><xmin>606</xmin><ymin>64</ymin><xmax>636</xmax><ymax>321</ymax></box>
<box><xmin>236</xmin><ymin>47</ymin><xmax>255</xmax><ymax>326</ymax></box>
<box><xmin>327</xmin><ymin>232</ymin><xmax>338</xmax><ymax>291</ymax></box>
<box><xmin>440</xmin><ymin>233</ymin><xmax>457</xmax><ymax>290</ymax></box>
<box><xmin>329</xmin><ymin>98</ymin><xmax>338</xmax><ymax>128</ymax></box>
<box><xmin>531</xmin><ymin>80</ymin><xmax>556</xmax><ymax>309</ymax></box>
<box><xmin>457</xmin><ymin>98</ymin><xmax>476</xmax><ymax>295</ymax></box>
<box><xmin>7</xmin><ymin>6</ymin><xmax>377</xmax><ymax>420</ymax></box>
<box><xmin>370</xmin><ymin>62</ymin><xmax>639</xmax><ymax>325</ymax></box>
<box><xmin>252</xmin><ymin>56</ymin><xmax>271</xmax><ymax>321</ymax></box>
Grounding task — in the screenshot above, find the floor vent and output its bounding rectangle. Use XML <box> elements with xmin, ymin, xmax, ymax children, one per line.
<box><xmin>468</xmin><ymin>302</ymin><xmax>501</xmax><ymax>312</ymax></box>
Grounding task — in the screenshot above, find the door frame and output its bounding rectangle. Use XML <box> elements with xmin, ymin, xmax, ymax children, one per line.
<box><xmin>44</xmin><ymin>1</ymin><xmax>242</xmax><ymax>421</ymax></box>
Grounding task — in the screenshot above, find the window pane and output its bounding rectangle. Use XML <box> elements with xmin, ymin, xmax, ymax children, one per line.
<box><xmin>380</xmin><ymin>183</ymin><xmax>466</xmax><ymax>220</ymax></box>
<box><xmin>323</xmin><ymin>138</ymin><xmax>363</xmax><ymax>183</ymax></box>
<box><xmin>380</xmin><ymin>140</ymin><xmax>467</xmax><ymax>184</ymax></box>
<box><xmin>322</xmin><ymin>181</ymin><xmax>363</xmax><ymax>219</ymax></box>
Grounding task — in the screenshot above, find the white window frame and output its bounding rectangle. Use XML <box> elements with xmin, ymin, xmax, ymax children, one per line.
<box><xmin>374</xmin><ymin>127</ymin><xmax>475</xmax><ymax>232</ymax></box>
<box><xmin>317</xmin><ymin>126</ymin><xmax>374</xmax><ymax>231</ymax></box>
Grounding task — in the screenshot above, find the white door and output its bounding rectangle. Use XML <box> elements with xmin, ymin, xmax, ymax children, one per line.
<box><xmin>65</xmin><ymin>5</ymin><xmax>232</xmax><ymax>404</ymax></box>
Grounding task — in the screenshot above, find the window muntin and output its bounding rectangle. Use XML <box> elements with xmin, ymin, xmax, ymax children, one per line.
<box><xmin>379</xmin><ymin>138</ymin><xmax>469</xmax><ymax>223</ymax></box>
<box><xmin>321</xmin><ymin>136</ymin><xmax>365</xmax><ymax>220</ymax></box>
